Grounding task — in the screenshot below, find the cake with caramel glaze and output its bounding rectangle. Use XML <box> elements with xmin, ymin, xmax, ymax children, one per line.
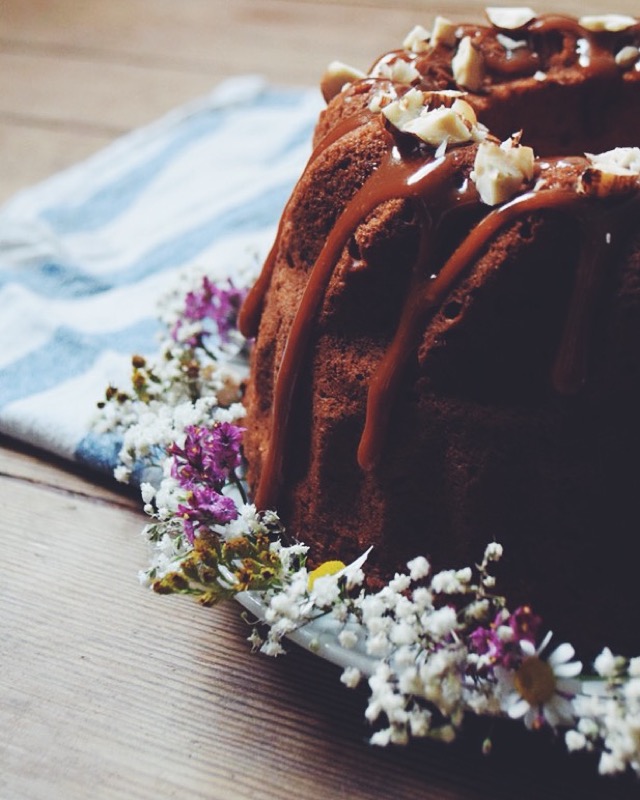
<box><xmin>238</xmin><ymin>9</ymin><xmax>640</xmax><ymax>657</ymax></box>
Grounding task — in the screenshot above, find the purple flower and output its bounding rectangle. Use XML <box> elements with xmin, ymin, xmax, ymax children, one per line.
<box><xmin>169</xmin><ymin>422</ymin><xmax>245</xmax><ymax>489</ymax></box>
<box><xmin>178</xmin><ymin>486</ymin><xmax>239</xmax><ymax>543</ymax></box>
<box><xmin>204</xmin><ymin>422</ymin><xmax>244</xmax><ymax>475</ymax></box>
<box><xmin>469</xmin><ymin>605</ymin><xmax>543</xmax><ymax>670</ymax></box>
<box><xmin>174</xmin><ymin>277</ymin><xmax>248</xmax><ymax>346</ymax></box>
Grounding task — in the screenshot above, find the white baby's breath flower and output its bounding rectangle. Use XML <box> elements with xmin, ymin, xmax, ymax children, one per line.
<box><xmin>411</xmin><ymin>586</ymin><xmax>434</xmax><ymax>610</ymax></box>
<box><xmin>407</xmin><ymin>555</ymin><xmax>430</xmax><ymax>580</ymax></box>
<box><xmin>140</xmin><ymin>481</ymin><xmax>156</xmax><ymax>504</ymax></box>
<box><xmin>114</xmin><ymin>465</ymin><xmax>131</xmax><ymax>483</ymax></box>
<box><xmin>431</xmin><ymin>569</ymin><xmax>468</xmax><ymax>594</ymax></box>
<box><xmin>369</xmin><ymin>728</ymin><xmax>392</xmax><ymax>746</ymax></box>
<box><xmin>483</xmin><ymin>542</ymin><xmax>503</xmax><ymax>561</ymax></box>
<box><xmin>594</xmin><ymin>647</ymin><xmax>625</xmax><ymax>679</ymax></box>
<box><xmin>260</xmin><ymin>638</ymin><xmax>286</xmax><ymax>657</ymax></box>
<box><xmin>388</xmin><ymin>573</ymin><xmax>412</xmax><ymax>593</ymax></box>
<box><xmin>455</xmin><ymin>567</ymin><xmax>472</xmax><ymax>584</ymax></box>
<box><xmin>367</xmin><ymin>632</ymin><xmax>392</xmax><ymax>658</ymax></box>
<box><xmin>565</xmin><ymin>729</ymin><xmax>588</xmax><ymax>752</ymax></box>
<box><xmin>340</xmin><ymin>666</ymin><xmax>362</xmax><ymax>688</ymax></box>
<box><xmin>390</xmin><ymin>620</ymin><xmax>418</xmax><ymax>646</ymax></box>
<box><xmin>424</xmin><ymin>605</ymin><xmax>458</xmax><ymax>638</ymax></box>
<box><xmin>338</xmin><ymin>629</ymin><xmax>359</xmax><ymax>649</ymax></box>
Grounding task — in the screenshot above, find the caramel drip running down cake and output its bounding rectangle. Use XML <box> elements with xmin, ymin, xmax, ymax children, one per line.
<box><xmin>238</xmin><ymin>9</ymin><xmax>640</xmax><ymax>657</ymax></box>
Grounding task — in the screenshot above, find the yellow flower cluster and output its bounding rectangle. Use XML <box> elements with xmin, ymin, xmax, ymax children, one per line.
<box><xmin>152</xmin><ymin>529</ymin><xmax>284</xmax><ymax>605</ymax></box>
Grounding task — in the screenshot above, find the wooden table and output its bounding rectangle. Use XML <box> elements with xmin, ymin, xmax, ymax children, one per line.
<box><xmin>2</xmin><ymin>2</ymin><xmax>639</xmax><ymax>798</ymax></box>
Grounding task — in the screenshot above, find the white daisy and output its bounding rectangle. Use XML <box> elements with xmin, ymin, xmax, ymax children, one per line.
<box><xmin>497</xmin><ymin>631</ymin><xmax>583</xmax><ymax>730</ymax></box>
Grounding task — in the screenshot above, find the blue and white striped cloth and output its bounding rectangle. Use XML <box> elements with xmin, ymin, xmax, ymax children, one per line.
<box><xmin>0</xmin><ymin>76</ymin><xmax>322</xmax><ymax>475</ymax></box>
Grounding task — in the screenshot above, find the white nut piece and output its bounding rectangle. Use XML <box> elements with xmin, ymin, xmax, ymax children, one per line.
<box><xmin>579</xmin><ymin>14</ymin><xmax>636</xmax><ymax>32</ymax></box>
<box><xmin>486</xmin><ymin>7</ymin><xmax>537</xmax><ymax>29</ymax></box>
<box><xmin>579</xmin><ymin>147</ymin><xmax>640</xmax><ymax>197</ymax></box>
<box><xmin>471</xmin><ymin>137</ymin><xmax>535</xmax><ymax>205</ymax></box>
<box><xmin>431</xmin><ymin>16</ymin><xmax>458</xmax><ymax>47</ymax></box>
<box><xmin>320</xmin><ymin>61</ymin><xmax>366</xmax><ymax>102</ymax></box>
<box><xmin>403</xmin><ymin>24</ymin><xmax>431</xmax><ymax>53</ymax></box>
<box><xmin>382</xmin><ymin>87</ymin><xmax>429</xmax><ymax>129</ymax></box>
<box><xmin>451</xmin><ymin>97</ymin><xmax>477</xmax><ymax>126</ymax></box>
<box><xmin>378</xmin><ymin>58</ymin><xmax>421</xmax><ymax>84</ymax></box>
<box><xmin>404</xmin><ymin>106</ymin><xmax>474</xmax><ymax>147</ymax></box>
<box><xmin>382</xmin><ymin>90</ymin><xmax>485</xmax><ymax>150</ymax></box>
<box><xmin>615</xmin><ymin>45</ymin><xmax>640</xmax><ymax>69</ymax></box>
<box><xmin>451</xmin><ymin>36</ymin><xmax>485</xmax><ymax>91</ymax></box>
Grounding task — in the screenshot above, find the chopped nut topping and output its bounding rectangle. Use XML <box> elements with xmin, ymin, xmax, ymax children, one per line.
<box><xmin>579</xmin><ymin>14</ymin><xmax>636</xmax><ymax>32</ymax></box>
<box><xmin>403</xmin><ymin>24</ymin><xmax>431</xmax><ymax>53</ymax></box>
<box><xmin>377</xmin><ymin>58</ymin><xmax>421</xmax><ymax>85</ymax></box>
<box><xmin>381</xmin><ymin>87</ymin><xmax>429</xmax><ymax>129</ymax></box>
<box><xmin>615</xmin><ymin>45</ymin><xmax>640</xmax><ymax>69</ymax></box>
<box><xmin>432</xmin><ymin>16</ymin><xmax>459</xmax><ymax>47</ymax></box>
<box><xmin>452</xmin><ymin>36</ymin><xmax>485</xmax><ymax>91</ymax></box>
<box><xmin>579</xmin><ymin>148</ymin><xmax>640</xmax><ymax>197</ymax></box>
<box><xmin>381</xmin><ymin>88</ymin><xmax>486</xmax><ymax>149</ymax></box>
<box><xmin>485</xmin><ymin>7</ymin><xmax>537</xmax><ymax>29</ymax></box>
<box><xmin>471</xmin><ymin>136</ymin><xmax>535</xmax><ymax>205</ymax></box>
<box><xmin>320</xmin><ymin>61</ymin><xmax>366</xmax><ymax>103</ymax></box>
<box><xmin>403</xmin><ymin>106</ymin><xmax>474</xmax><ymax>147</ymax></box>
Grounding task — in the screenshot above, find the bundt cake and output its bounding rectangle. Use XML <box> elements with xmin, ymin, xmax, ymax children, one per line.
<box><xmin>238</xmin><ymin>9</ymin><xmax>640</xmax><ymax>657</ymax></box>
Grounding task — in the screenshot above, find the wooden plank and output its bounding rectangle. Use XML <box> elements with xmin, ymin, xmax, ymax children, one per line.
<box><xmin>0</xmin><ymin>0</ymin><xmax>609</xmax><ymax>68</ymax></box>
<box><xmin>0</xmin><ymin>119</ymin><xmax>113</xmax><ymax>203</ymax></box>
<box><xmin>0</xmin><ymin>50</ymin><xmax>223</xmax><ymax>132</ymax></box>
<box><xmin>0</xmin><ymin>436</ymin><xmax>137</xmax><ymax>506</ymax></box>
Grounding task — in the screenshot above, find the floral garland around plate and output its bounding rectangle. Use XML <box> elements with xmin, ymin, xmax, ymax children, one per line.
<box><xmin>95</xmin><ymin>267</ymin><xmax>640</xmax><ymax>778</ymax></box>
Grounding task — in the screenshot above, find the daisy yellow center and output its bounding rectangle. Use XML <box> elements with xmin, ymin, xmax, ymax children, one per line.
<box><xmin>514</xmin><ymin>656</ymin><xmax>556</xmax><ymax>706</ymax></box>
<box><xmin>307</xmin><ymin>560</ymin><xmax>346</xmax><ymax>590</ymax></box>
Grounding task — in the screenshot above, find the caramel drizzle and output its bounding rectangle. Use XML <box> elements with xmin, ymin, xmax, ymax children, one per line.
<box><xmin>247</xmin><ymin>149</ymin><xmax>636</xmax><ymax>508</ymax></box>
<box><xmin>238</xmin><ymin>111</ymin><xmax>375</xmax><ymax>338</ymax></box>
<box><xmin>251</xmin><ymin>149</ymin><xmax>459</xmax><ymax>509</ymax></box>
<box><xmin>249</xmin><ymin>141</ymin><xmax>634</xmax><ymax>508</ymax></box>
<box><xmin>358</xmin><ymin>188</ymin><xmax>582</xmax><ymax>469</ymax></box>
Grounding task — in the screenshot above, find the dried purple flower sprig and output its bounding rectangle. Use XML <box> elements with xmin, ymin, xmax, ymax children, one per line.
<box><xmin>94</xmin><ymin>270</ymin><xmax>248</xmax><ymax>484</ymax></box>
<box><xmin>96</xmin><ymin>268</ymin><xmax>640</xmax><ymax>778</ymax></box>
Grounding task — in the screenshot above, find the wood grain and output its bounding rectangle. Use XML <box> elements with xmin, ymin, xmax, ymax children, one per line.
<box><xmin>2</xmin><ymin>1</ymin><xmax>640</xmax><ymax>798</ymax></box>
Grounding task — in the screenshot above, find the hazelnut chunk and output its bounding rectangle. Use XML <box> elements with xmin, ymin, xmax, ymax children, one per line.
<box><xmin>320</xmin><ymin>61</ymin><xmax>366</xmax><ymax>103</ymax></box>
<box><xmin>471</xmin><ymin>136</ymin><xmax>535</xmax><ymax>205</ymax></box>
<box><xmin>382</xmin><ymin>87</ymin><xmax>429</xmax><ymax>129</ymax></box>
<box><xmin>431</xmin><ymin>16</ymin><xmax>458</xmax><ymax>47</ymax></box>
<box><xmin>579</xmin><ymin>14</ymin><xmax>636</xmax><ymax>32</ymax></box>
<box><xmin>451</xmin><ymin>36</ymin><xmax>485</xmax><ymax>91</ymax></box>
<box><xmin>579</xmin><ymin>147</ymin><xmax>640</xmax><ymax>197</ymax></box>
<box><xmin>485</xmin><ymin>6</ymin><xmax>537</xmax><ymax>29</ymax></box>
<box><xmin>378</xmin><ymin>58</ymin><xmax>421</xmax><ymax>84</ymax></box>
<box><xmin>382</xmin><ymin>89</ymin><xmax>485</xmax><ymax>150</ymax></box>
<box><xmin>403</xmin><ymin>24</ymin><xmax>431</xmax><ymax>53</ymax></box>
<box><xmin>404</xmin><ymin>106</ymin><xmax>474</xmax><ymax>147</ymax></box>
<box><xmin>615</xmin><ymin>45</ymin><xmax>640</xmax><ymax>69</ymax></box>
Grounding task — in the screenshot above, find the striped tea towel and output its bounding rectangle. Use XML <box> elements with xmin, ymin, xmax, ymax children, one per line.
<box><xmin>0</xmin><ymin>76</ymin><xmax>322</xmax><ymax>475</ymax></box>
